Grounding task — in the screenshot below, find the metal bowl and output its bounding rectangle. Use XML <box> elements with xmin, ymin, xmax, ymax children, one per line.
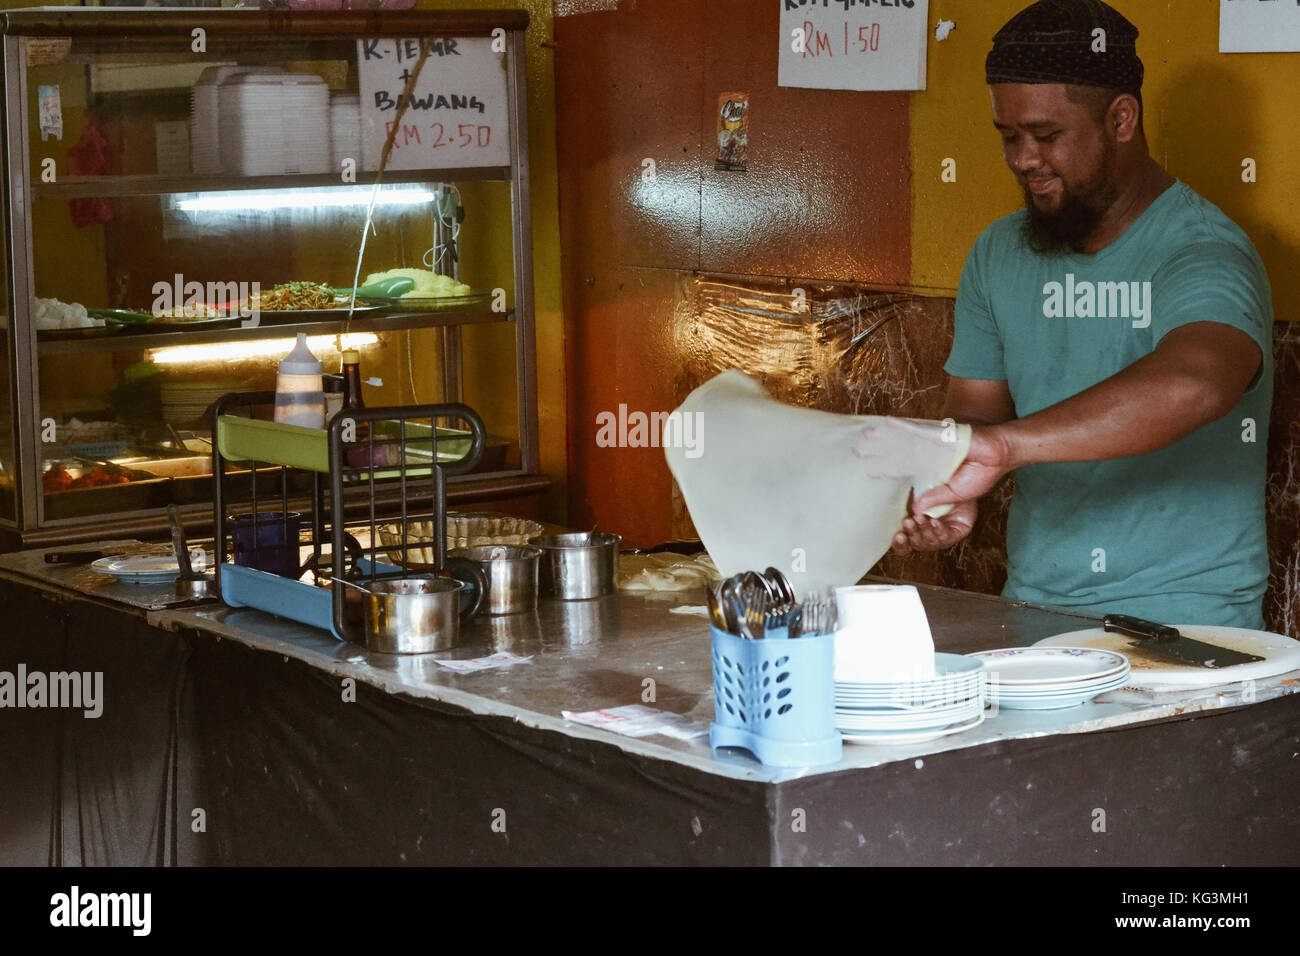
<box><xmin>378</xmin><ymin>513</ymin><xmax>545</xmax><ymax>567</ymax></box>
<box><xmin>448</xmin><ymin>545</ymin><xmax>541</xmax><ymax>615</ymax></box>
<box><xmin>362</xmin><ymin>576</ymin><xmax>463</xmax><ymax>654</ymax></box>
<box><xmin>528</xmin><ymin>532</ymin><xmax>622</xmax><ymax>601</ymax></box>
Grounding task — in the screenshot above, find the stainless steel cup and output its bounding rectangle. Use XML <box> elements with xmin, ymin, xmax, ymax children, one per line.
<box><xmin>449</xmin><ymin>545</ymin><xmax>541</xmax><ymax>615</ymax></box>
<box><xmin>363</xmin><ymin>577</ymin><xmax>463</xmax><ymax>654</ymax></box>
<box><xmin>528</xmin><ymin>532</ymin><xmax>621</xmax><ymax>600</ymax></box>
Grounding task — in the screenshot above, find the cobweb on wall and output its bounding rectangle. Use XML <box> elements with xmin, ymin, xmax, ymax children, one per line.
<box><xmin>1265</xmin><ymin>321</ymin><xmax>1300</xmax><ymax>636</ymax></box>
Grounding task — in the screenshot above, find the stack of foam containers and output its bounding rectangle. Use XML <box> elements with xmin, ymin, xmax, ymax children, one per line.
<box><xmin>281</xmin><ymin>74</ymin><xmax>331</xmax><ymax>175</ymax></box>
<box><xmin>329</xmin><ymin>92</ymin><xmax>362</xmax><ymax>172</ymax></box>
<box><xmin>190</xmin><ymin>65</ymin><xmax>258</xmax><ymax>175</ymax></box>
<box><xmin>212</xmin><ymin>71</ymin><xmax>330</xmax><ymax>177</ymax></box>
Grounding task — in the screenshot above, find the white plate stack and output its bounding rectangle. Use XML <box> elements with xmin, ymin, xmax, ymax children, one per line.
<box><xmin>969</xmin><ymin>647</ymin><xmax>1130</xmax><ymax>710</ymax></box>
<box><xmin>834</xmin><ymin>653</ymin><xmax>986</xmax><ymax>745</ymax></box>
<box><xmin>329</xmin><ymin>92</ymin><xmax>362</xmax><ymax>172</ymax></box>
<box><xmin>161</xmin><ymin>380</ymin><xmax>241</xmax><ymax>429</ymax></box>
<box><xmin>281</xmin><ymin>74</ymin><xmax>330</xmax><ymax>175</ymax></box>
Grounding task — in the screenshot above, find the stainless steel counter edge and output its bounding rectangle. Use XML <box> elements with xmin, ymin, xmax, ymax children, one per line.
<box><xmin>144</xmin><ymin>597</ymin><xmax>1300</xmax><ymax>785</ymax></box>
<box><xmin>4</xmin><ymin>548</ymin><xmax>1295</xmax><ymax>785</ymax></box>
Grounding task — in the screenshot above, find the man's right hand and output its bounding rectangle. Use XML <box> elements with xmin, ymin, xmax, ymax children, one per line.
<box><xmin>890</xmin><ymin>499</ymin><xmax>977</xmax><ymax>555</ymax></box>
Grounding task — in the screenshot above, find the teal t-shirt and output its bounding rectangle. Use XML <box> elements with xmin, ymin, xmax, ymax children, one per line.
<box><xmin>946</xmin><ymin>180</ymin><xmax>1273</xmax><ymax>629</ymax></box>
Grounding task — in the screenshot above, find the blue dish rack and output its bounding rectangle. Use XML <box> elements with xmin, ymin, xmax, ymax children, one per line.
<box><xmin>710</xmin><ymin>624</ymin><xmax>842</xmax><ymax>768</ymax></box>
<box><xmin>211</xmin><ymin>390</ymin><xmax>486</xmax><ymax>641</ymax></box>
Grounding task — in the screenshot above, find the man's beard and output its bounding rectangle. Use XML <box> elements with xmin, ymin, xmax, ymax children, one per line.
<box><xmin>1020</xmin><ymin>151</ymin><xmax>1119</xmax><ymax>255</ymax></box>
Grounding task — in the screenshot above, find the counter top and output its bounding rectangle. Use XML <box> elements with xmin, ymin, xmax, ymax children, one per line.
<box><xmin>5</xmin><ymin>542</ymin><xmax>1295</xmax><ymax>784</ymax></box>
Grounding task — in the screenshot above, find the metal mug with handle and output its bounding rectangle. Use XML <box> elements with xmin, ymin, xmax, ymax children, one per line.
<box><xmin>358</xmin><ymin>558</ymin><xmax>487</xmax><ymax>654</ymax></box>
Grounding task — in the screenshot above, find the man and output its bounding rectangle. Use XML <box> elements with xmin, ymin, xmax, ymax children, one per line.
<box><xmin>892</xmin><ymin>0</ymin><xmax>1274</xmax><ymax>629</ymax></box>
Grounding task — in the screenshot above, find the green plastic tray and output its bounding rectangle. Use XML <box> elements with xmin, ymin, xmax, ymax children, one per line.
<box><xmin>217</xmin><ymin>416</ymin><xmax>471</xmax><ymax>474</ymax></box>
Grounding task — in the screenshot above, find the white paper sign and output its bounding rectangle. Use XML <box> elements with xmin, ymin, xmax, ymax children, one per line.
<box><xmin>779</xmin><ymin>0</ymin><xmax>929</xmax><ymax>91</ymax></box>
<box><xmin>1219</xmin><ymin>0</ymin><xmax>1300</xmax><ymax>53</ymax></box>
<box><xmin>357</xmin><ymin>36</ymin><xmax>510</xmax><ymax>171</ymax></box>
<box><xmin>435</xmin><ymin>652</ymin><xmax>532</xmax><ymax>673</ymax></box>
<box><xmin>562</xmin><ymin>705</ymin><xmax>709</xmax><ymax>741</ymax></box>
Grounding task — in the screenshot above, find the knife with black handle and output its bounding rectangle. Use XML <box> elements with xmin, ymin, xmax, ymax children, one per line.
<box><xmin>1101</xmin><ymin>614</ymin><xmax>1264</xmax><ymax>668</ymax></box>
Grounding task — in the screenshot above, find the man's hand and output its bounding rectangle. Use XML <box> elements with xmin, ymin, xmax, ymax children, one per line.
<box><xmin>911</xmin><ymin>425</ymin><xmax>1013</xmax><ymax>516</ymax></box>
<box><xmin>890</xmin><ymin>425</ymin><xmax>1011</xmax><ymax>555</ymax></box>
<box><xmin>891</xmin><ymin>499</ymin><xmax>977</xmax><ymax>555</ymax></box>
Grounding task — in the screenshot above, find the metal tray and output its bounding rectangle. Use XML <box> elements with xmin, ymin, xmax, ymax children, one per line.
<box><xmin>42</xmin><ymin>467</ymin><xmax>172</xmax><ymax>519</ymax></box>
<box><xmin>371</xmin><ymin>292</ymin><xmax>491</xmax><ymax>313</ymax></box>
<box><xmin>246</xmin><ymin>303</ymin><xmax>386</xmax><ymax>325</ymax></box>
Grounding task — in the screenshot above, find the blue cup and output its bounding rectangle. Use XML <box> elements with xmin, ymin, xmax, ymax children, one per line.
<box><xmin>231</xmin><ymin>511</ymin><xmax>305</xmax><ymax>579</ymax></box>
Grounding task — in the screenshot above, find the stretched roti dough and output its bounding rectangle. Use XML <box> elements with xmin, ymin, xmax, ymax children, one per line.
<box><xmin>664</xmin><ymin>371</ymin><xmax>971</xmax><ymax>599</ymax></box>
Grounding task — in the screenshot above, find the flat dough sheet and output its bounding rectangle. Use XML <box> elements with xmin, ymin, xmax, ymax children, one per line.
<box><xmin>664</xmin><ymin>370</ymin><xmax>971</xmax><ymax>599</ymax></box>
<box><xmin>617</xmin><ymin>552</ymin><xmax>719</xmax><ymax>592</ymax></box>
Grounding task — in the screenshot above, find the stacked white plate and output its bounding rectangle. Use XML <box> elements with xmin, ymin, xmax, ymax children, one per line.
<box><xmin>834</xmin><ymin>652</ymin><xmax>985</xmax><ymax>745</ymax></box>
<box><xmin>161</xmin><ymin>380</ymin><xmax>241</xmax><ymax>428</ymax></box>
<box><xmin>329</xmin><ymin>92</ymin><xmax>361</xmax><ymax>171</ymax></box>
<box><xmin>968</xmin><ymin>647</ymin><xmax>1130</xmax><ymax>710</ymax></box>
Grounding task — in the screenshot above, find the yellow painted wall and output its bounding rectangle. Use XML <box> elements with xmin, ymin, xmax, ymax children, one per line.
<box><xmin>912</xmin><ymin>0</ymin><xmax>1300</xmax><ymax>321</ymax></box>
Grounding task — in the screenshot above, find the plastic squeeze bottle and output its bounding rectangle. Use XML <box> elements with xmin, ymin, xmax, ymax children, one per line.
<box><xmin>273</xmin><ymin>333</ymin><xmax>325</xmax><ymax>428</ymax></box>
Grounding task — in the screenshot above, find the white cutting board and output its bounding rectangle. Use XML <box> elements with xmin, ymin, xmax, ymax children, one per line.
<box><xmin>1035</xmin><ymin>625</ymin><xmax>1300</xmax><ymax>689</ymax></box>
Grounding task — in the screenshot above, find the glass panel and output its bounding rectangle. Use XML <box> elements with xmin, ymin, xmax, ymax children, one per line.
<box><xmin>24</xmin><ymin>30</ymin><xmax>523</xmax><ymax>526</ymax></box>
<box><xmin>0</xmin><ymin>153</ymin><xmax>12</xmax><ymax>523</ymax></box>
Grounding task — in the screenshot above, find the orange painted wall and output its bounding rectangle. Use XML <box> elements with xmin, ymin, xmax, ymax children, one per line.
<box><xmin>555</xmin><ymin>0</ymin><xmax>912</xmax><ymax>546</ymax></box>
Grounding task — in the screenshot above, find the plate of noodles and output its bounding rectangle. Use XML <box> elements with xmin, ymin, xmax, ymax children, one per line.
<box><xmin>242</xmin><ymin>281</ymin><xmax>386</xmax><ymax>323</ymax></box>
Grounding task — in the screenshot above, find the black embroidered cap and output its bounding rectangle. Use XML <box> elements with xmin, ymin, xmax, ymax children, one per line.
<box><xmin>985</xmin><ymin>0</ymin><xmax>1143</xmax><ymax>90</ymax></box>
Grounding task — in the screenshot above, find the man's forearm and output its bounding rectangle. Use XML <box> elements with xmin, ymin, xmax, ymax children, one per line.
<box><xmin>989</xmin><ymin>353</ymin><xmax>1229</xmax><ymax>470</ymax></box>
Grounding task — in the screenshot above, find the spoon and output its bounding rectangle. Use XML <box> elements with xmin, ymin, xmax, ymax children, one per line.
<box><xmin>706</xmin><ymin>583</ymin><xmax>728</xmax><ymax>631</ymax></box>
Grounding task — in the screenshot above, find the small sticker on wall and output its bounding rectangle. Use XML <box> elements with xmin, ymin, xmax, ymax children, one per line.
<box><xmin>27</xmin><ymin>37</ymin><xmax>72</xmax><ymax>67</ymax></box>
<box><xmin>38</xmin><ymin>84</ymin><xmax>62</xmax><ymax>141</ymax></box>
<box><xmin>714</xmin><ymin>91</ymin><xmax>749</xmax><ymax>173</ymax></box>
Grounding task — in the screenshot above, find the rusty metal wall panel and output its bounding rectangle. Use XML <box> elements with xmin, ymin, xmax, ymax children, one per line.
<box><xmin>556</xmin><ymin>1</ymin><xmax>913</xmax><ymax>545</ymax></box>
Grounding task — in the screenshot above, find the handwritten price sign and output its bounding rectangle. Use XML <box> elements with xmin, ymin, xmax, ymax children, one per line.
<box><xmin>357</xmin><ymin>36</ymin><xmax>510</xmax><ymax>171</ymax></box>
<box><xmin>778</xmin><ymin>0</ymin><xmax>930</xmax><ymax>91</ymax></box>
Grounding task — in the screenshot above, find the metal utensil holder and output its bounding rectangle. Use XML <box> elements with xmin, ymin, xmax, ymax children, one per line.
<box><xmin>212</xmin><ymin>390</ymin><xmax>486</xmax><ymax>641</ymax></box>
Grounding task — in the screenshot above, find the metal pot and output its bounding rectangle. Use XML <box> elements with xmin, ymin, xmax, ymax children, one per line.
<box><xmin>361</xmin><ymin>566</ymin><xmax>487</xmax><ymax>654</ymax></box>
<box><xmin>449</xmin><ymin>545</ymin><xmax>541</xmax><ymax>615</ymax></box>
<box><xmin>528</xmin><ymin>532</ymin><xmax>621</xmax><ymax>601</ymax></box>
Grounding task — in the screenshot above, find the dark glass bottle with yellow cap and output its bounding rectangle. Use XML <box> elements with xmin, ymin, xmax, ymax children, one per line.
<box><xmin>341</xmin><ymin>349</ymin><xmax>365</xmax><ymax>411</ymax></box>
<box><xmin>340</xmin><ymin>350</ymin><xmax>373</xmax><ymax>466</ymax></box>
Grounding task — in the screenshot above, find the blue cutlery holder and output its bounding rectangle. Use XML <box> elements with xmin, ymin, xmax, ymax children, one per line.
<box><xmin>709</xmin><ymin>625</ymin><xmax>842</xmax><ymax>768</ymax></box>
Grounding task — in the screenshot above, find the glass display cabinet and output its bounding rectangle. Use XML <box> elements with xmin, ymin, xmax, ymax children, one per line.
<box><xmin>0</xmin><ymin>7</ymin><xmax>542</xmax><ymax>548</ymax></box>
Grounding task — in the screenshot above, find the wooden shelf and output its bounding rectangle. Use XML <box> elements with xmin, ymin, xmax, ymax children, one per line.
<box><xmin>37</xmin><ymin>307</ymin><xmax>514</xmax><ymax>357</ymax></box>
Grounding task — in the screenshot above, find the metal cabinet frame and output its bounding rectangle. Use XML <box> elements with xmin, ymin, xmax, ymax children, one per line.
<box><xmin>0</xmin><ymin>7</ymin><xmax>540</xmax><ymax>546</ymax></box>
